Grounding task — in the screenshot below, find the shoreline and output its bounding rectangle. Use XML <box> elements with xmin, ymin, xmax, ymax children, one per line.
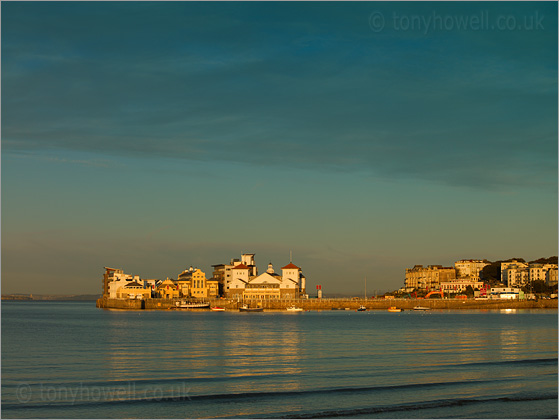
<box><xmin>95</xmin><ymin>297</ymin><xmax>558</xmax><ymax>311</ymax></box>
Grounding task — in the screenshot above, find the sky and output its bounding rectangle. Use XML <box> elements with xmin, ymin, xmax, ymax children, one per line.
<box><xmin>1</xmin><ymin>1</ymin><xmax>557</xmax><ymax>296</ymax></box>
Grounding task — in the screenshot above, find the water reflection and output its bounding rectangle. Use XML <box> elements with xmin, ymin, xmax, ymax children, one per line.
<box><xmin>4</xmin><ymin>305</ymin><xmax>558</xmax><ymax>418</ymax></box>
<box><xmin>104</xmin><ymin>312</ymin><xmax>152</xmax><ymax>381</ymax></box>
<box><xmin>219</xmin><ymin>314</ymin><xmax>303</xmax><ymax>393</ymax></box>
<box><xmin>498</xmin><ymin>329</ymin><xmax>522</xmax><ymax>360</ymax></box>
<box><xmin>500</xmin><ymin>309</ymin><xmax>517</xmax><ymax>314</ymax></box>
<box><xmin>98</xmin><ymin>309</ymin><xmax>556</xmax><ymax>408</ymax></box>
<box><xmin>101</xmin><ymin>312</ymin><xmax>303</xmax><ymax>395</ymax></box>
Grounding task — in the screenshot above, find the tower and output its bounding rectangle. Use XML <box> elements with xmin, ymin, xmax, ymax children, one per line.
<box><xmin>241</xmin><ymin>253</ymin><xmax>257</xmax><ymax>276</ymax></box>
<box><xmin>267</xmin><ymin>262</ymin><xmax>274</xmax><ymax>274</ymax></box>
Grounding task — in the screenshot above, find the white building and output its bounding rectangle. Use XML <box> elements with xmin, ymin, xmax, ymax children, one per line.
<box><xmin>546</xmin><ymin>268</ymin><xmax>558</xmax><ymax>287</ymax></box>
<box><xmin>243</xmin><ymin>263</ymin><xmax>283</xmax><ymax>300</ymax></box>
<box><xmin>225</xmin><ymin>255</ymin><xmax>306</xmax><ymax>299</ymax></box>
<box><xmin>503</xmin><ymin>264</ymin><xmax>529</xmax><ymax>288</ymax></box>
<box><xmin>500</xmin><ymin>260</ymin><xmax>528</xmax><ymax>285</ymax></box>
<box><xmin>489</xmin><ymin>287</ymin><xmax>523</xmax><ymax>300</ymax></box>
<box><xmin>229</xmin><ymin>262</ymin><xmax>251</xmax><ymax>292</ymax></box>
<box><xmin>501</xmin><ymin>261</ymin><xmax>558</xmax><ymax>288</ymax></box>
<box><xmin>279</xmin><ymin>262</ymin><xmax>307</xmax><ymax>298</ymax></box>
<box><xmin>530</xmin><ymin>264</ymin><xmax>557</xmax><ymax>282</ymax></box>
<box><xmin>104</xmin><ymin>267</ymin><xmax>142</xmax><ymax>298</ymax></box>
<box><xmin>108</xmin><ymin>279</ymin><xmax>130</xmax><ymax>298</ymax></box>
<box><xmin>215</xmin><ymin>254</ymin><xmax>258</xmax><ymax>296</ymax></box>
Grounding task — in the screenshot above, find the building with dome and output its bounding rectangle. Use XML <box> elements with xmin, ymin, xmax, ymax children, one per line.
<box><xmin>213</xmin><ymin>253</ymin><xmax>307</xmax><ymax>299</ymax></box>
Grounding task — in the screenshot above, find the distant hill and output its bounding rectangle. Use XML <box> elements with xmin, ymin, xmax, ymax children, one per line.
<box><xmin>1</xmin><ymin>294</ymin><xmax>33</xmax><ymax>301</ymax></box>
<box><xmin>2</xmin><ymin>294</ymin><xmax>100</xmax><ymax>301</ymax></box>
<box><xmin>33</xmin><ymin>294</ymin><xmax>101</xmax><ymax>301</ymax></box>
<box><xmin>529</xmin><ymin>256</ymin><xmax>558</xmax><ymax>265</ymax></box>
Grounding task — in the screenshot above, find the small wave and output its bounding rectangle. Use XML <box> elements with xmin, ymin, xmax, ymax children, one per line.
<box><xmin>1</xmin><ymin>372</ymin><xmax>294</xmax><ymax>390</ymax></box>
<box><xmin>5</xmin><ymin>358</ymin><xmax>554</xmax><ymax>392</ymax></box>
<box><xmin>0</xmin><ymin>377</ymin><xmax>538</xmax><ymax>411</ymax></box>
<box><xmin>271</xmin><ymin>393</ymin><xmax>559</xmax><ymax>418</ymax></box>
<box><xmin>463</xmin><ymin>357</ymin><xmax>557</xmax><ymax>368</ymax></box>
<box><xmin>7</xmin><ymin>391</ymin><xmax>554</xmax><ymax>418</ymax></box>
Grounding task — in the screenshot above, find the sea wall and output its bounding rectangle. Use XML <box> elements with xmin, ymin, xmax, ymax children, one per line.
<box><xmin>245</xmin><ymin>298</ymin><xmax>558</xmax><ymax>310</ymax></box>
<box><xmin>97</xmin><ymin>297</ymin><xmax>558</xmax><ymax>311</ymax></box>
<box><xmin>96</xmin><ymin>297</ymin><xmax>144</xmax><ymax>310</ymax></box>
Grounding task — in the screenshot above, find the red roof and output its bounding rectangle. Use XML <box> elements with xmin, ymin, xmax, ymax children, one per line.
<box><xmin>233</xmin><ymin>263</ymin><xmax>249</xmax><ymax>270</ymax></box>
<box><xmin>281</xmin><ymin>262</ymin><xmax>300</xmax><ymax>270</ymax></box>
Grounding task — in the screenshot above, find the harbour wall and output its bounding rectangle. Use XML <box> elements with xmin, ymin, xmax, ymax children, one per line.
<box><xmin>96</xmin><ymin>297</ymin><xmax>558</xmax><ymax>311</ymax></box>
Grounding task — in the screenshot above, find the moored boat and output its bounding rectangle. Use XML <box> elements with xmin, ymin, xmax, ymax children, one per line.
<box><xmin>239</xmin><ymin>304</ymin><xmax>263</xmax><ymax>312</ymax></box>
<box><xmin>286</xmin><ymin>306</ymin><xmax>303</xmax><ymax>312</ymax></box>
<box><xmin>175</xmin><ymin>301</ymin><xmax>210</xmax><ymax>309</ymax></box>
<box><xmin>413</xmin><ymin>306</ymin><xmax>430</xmax><ymax>311</ymax></box>
<box><xmin>211</xmin><ymin>307</ymin><xmax>226</xmax><ymax>311</ymax></box>
<box><xmin>357</xmin><ymin>305</ymin><xmax>366</xmax><ymax>311</ymax></box>
<box><xmin>387</xmin><ymin>306</ymin><xmax>403</xmax><ymax>312</ymax></box>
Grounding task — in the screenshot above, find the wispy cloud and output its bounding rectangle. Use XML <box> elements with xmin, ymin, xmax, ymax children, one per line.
<box><xmin>2</xmin><ymin>1</ymin><xmax>557</xmax><ymax>191</ymax></box>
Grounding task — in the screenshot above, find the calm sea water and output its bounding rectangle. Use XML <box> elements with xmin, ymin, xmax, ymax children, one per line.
<box><xmin>1</xmin><ymin>301</ymin><xmax>557</xmax><ymax>419</ymax></box>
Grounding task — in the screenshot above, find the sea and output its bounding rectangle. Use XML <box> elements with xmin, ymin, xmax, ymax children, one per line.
<box><xmin>1</xmin><ymin>301</ymin><xmax>557</xmax><ymax>419</ymax></box>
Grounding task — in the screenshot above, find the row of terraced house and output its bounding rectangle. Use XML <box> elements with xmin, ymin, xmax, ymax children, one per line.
<box><xmin>402</xmin><ymin>259</ymin><xmax>558</xmax><ymax>294</ymax></box>
<box><xmin>102</xmin><ymin>253</ymin><xmax>307</xmax><ymax>301</ymax></box>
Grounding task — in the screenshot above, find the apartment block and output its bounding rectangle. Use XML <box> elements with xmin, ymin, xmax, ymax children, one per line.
<box><xmin>405</xmin><ymin>265</ymin><xmax>456</xmax><ymax>291</ymax></box>
<box><xmin>501</xmin><ymin>261</ymin><xmax>558</xmax><ymax>288</ymax></box>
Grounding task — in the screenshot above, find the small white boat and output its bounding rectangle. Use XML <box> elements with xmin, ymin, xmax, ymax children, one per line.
<box><xmin>387</xmin><ymin>306</ymin><xmax>403</xmax><ymax>312</ymax></box>
<box><xmin>413</xmin><ymin>306</ymin><xmax>430</xmax><ymax>311</ymax></box>
<box><xmin>286</xmin><ymin>306</ymin><xmax>303</xmax><ymax>312</ymax></box>
<box><xmin>357</xmin><ymin>305</ymin><xmax>366</xmax><ymax>311</ymax></box>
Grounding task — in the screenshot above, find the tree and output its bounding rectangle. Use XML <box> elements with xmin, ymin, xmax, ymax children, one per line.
<box><xmin>480</xmin><ymin>261</ymin><xmax>501</xmax><ymax>284</ymax></box>
<box><xmin>480</xmin><ymin>258</ymin><xmax>527</xmax><ymax>286</ymax></box>
<box><xmin>464</xmin><ymin>285</ymin><xmax>475</xmax><ymax>298</ymax></box>
<box><xmin>531</xmin><ymin>280</ymin><xmax>551</xmax><ymax>294</ymax></box>
<box><xmin>529</xmin><ymin>256</ymin><xmax>558</xmax><ymax>265</ymax></box>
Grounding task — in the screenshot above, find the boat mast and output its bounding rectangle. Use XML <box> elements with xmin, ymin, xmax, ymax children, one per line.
<box><xmin>364</xmin><ymin>277</ymin><xmax>367</xmax><ymax>300</ymax></box>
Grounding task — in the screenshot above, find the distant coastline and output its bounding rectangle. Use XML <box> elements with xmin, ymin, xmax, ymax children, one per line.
<box><xmin>2</xmin><ymin>294</ymin><xmax>100</xmax><ymax>301</ymax></box>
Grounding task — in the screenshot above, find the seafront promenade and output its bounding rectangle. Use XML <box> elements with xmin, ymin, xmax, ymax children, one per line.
<box><xmin>96</xmin><ymin>296</ymin><xmax>558</xmax><ymax>311</ymax></box>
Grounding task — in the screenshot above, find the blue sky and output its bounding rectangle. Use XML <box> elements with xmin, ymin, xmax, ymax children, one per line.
<box><xmin>2</xmin><ymin>1</ymin><xmax>557</xmax><ymax>295</ymax></box>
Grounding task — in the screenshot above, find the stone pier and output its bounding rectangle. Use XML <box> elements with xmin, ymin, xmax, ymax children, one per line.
<box><xmin>97</xmin><ymin>297</ymin><xmax>558</xmax><ymax>311</ymax></box>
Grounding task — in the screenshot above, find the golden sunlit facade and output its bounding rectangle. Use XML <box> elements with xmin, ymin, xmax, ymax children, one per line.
<box><xmin>156</xmin><ymin>278</ymin><xmax>180</xmax><ymax>299</ymax></box>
